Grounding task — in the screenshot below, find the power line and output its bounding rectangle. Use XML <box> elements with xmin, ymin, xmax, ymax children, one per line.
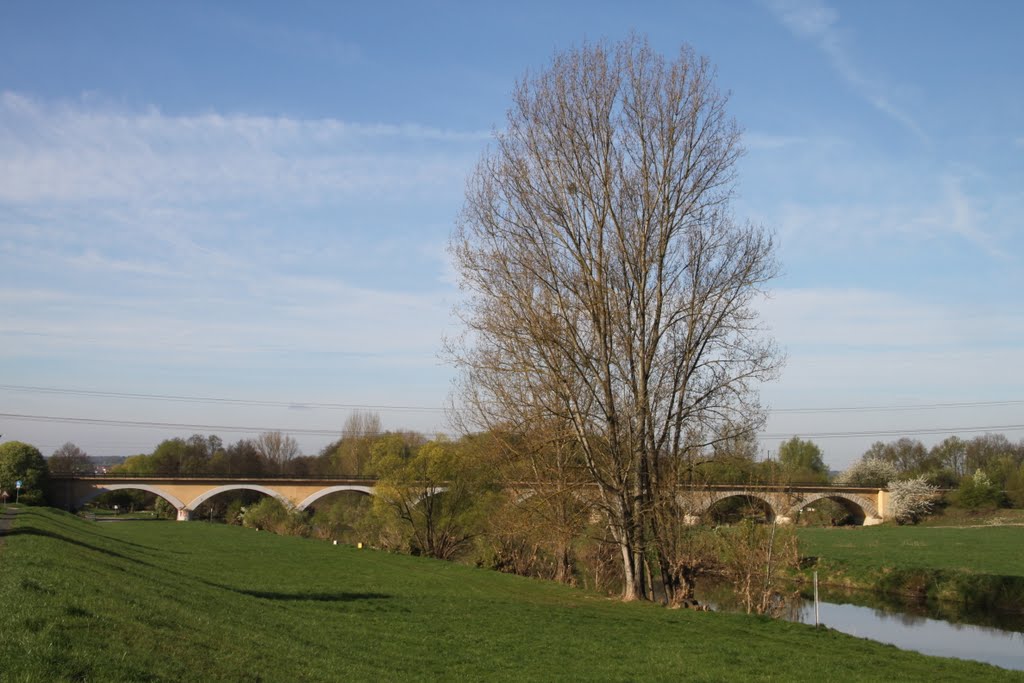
<box><xmin>762</xmin><ymin>424</ymin><xmax>1024</xmax><ymax>440</ymax></box>
<box><xmin>3</xmin><ymin>411</ymin><xmax>1022</xmax><ymax>443</ymax></box>
<box><xmin>769</xmin><ymin>399</ymin><xmax>1024</xmax><ymax>414</ymax></box>
<box><xmin>0</xmin><ymin>412</ymin><xmax>456</xmax><ymax>439</ymax></box>
<box><xmin>0</xmin><ymin>383</ymin><xmax>446</xmax><ymax>413</ymax></box>
<box><xmin>2</xmin><ymin>382</ymin><xmax>1022</xmax><ymax>416</ymax></box>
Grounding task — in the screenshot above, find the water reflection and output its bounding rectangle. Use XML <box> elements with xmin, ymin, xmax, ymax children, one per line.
<box><xmin>695</xmin><ymin>579</ymin><xmax>1024</xmax><ymax>671</ymax></box>
<box><xmin>811</xmin><ymin>602</ymin><xmax>1024</xmax><ymax>672</ymax></box>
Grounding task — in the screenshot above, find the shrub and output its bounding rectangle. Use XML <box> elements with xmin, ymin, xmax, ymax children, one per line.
<box><xmin>154</xmin><ymin>498</ymin><xmax>177</xmax><ymax>519</ymax></box>
<box><xmin>241</xmin><ymin>497</ymin><xmax>290</xmax><ymax>531</ymax></box>
<box><xmin>225</xmin><ymin>498</ymin><xmax>245</xmax><ymax>525</ymax></box>
<box><xmin>955</xmin><ymin>469</ymin><xmax>1006</xmax><ymax>509</ymax></box>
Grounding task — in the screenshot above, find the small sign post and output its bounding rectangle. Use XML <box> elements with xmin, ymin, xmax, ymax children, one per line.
<box><xmin>15</xmin><ymin>480</ymin><xmax>22</xmax><ymax>505</ymax></box>
<box><xmin>1</xmin><ymin>490</ymin><xmax>8</xmax><ymax>509</ymax></box>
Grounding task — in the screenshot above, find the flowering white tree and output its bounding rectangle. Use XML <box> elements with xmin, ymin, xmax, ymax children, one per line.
<box><xmin>887</xmin><ymin>476</ymin><xmax>938</xmax><ymax>524</ymax></box>
<box><xmin>835</xmin><ymin>457</ymin><xmax>899</xmax><ymax>488</ymax></box>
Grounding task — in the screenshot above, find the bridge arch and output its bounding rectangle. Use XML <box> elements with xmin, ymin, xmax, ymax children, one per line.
<box><xmin>297</xmin><ymin>485</ymin><xmax>375</xmax><ymax>511</ymax></box>
<box><xmin>73</xmin><ymin>484</ymin><xmax>186</xmax><ymax>512</ymax></box>
<box><xmin>787</xmin><ymin>492</ymin><xmax>879</xmax><ymax>525</ymax></box>
<box><xmin>696</xmin><ymin>491</ymin><xmax>780</xmax><ymax>522</ymax></box>
<box><xmin>186</xmin><ymin>484</ymin><xmax>292</xmax><ymax>513</ymax></box>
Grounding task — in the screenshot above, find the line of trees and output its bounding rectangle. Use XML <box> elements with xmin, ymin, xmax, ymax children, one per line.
<box><xmin>837</xmin><ymin>434</ymin><xmax>1024</xmax><ymax>508</ymax></box>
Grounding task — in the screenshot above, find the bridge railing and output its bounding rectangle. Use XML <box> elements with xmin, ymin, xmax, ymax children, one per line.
<box><xmin>48</xmin><ymin>473</ymin><xmax>380</xmax><ymax>482</ymax></box>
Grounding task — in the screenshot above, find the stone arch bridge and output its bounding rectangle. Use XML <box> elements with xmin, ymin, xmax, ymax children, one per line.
<box><xmin>47</xmin><ymin>476</ymin><xmax>890</xmax><ymax>525</ymax></box>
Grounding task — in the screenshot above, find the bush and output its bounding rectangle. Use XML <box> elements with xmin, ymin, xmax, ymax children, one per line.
<box><xmin>241</xmin><ymin>497</ymin><xmax>290</xmax><ymax>531</ymax></box>
<box><xmin>154</xmin><ymin>498</ymin><xmax>177</xmax><ymax>519</ymax></box>
<box><xmin>225</xmin><ymin>498</ymin><xmax>245</xmax><ymax>525</ymax></box>
<box><xmin>239</xmin><ymin>497</ymin><xmax>312</xmax><ymax>537</ymax></box>
<box><xmin>309</xmin><ymin>495</ymin><xmax>374</xmax><ymax>543</ymax></box>
<box><xmin>955</xmin><ymin>470</ymin><xmax>1006</xmax><ymax>509</ymax></box>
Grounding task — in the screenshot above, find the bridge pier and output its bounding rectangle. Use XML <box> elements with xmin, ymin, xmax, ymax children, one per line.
<box><xmin>774</xmin><ymin>516</ymin><xmax>793</xmax><ymax>525</ymax></box>
<box><xmin>683</xmin><ymin>514</ymin><xmax>701</xmax><ymax>526</ymax></box>
<box><xmin>176</xmin><ymin>508</ymin><xmax>191</xmax><ymax>522</ymax></box>
<box><xmin>863</xmin><ymin>516</ymin><xmax>884</xmax><ymax>526</ymax></box>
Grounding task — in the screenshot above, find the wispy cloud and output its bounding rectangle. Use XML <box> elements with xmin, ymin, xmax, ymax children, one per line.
<box><xmin>941</xmin><ymin>176</ymin><xmax>1007</xmax><ymax>260</ymax></box>
<box><xmin>0</xmin><ymin>92</ymin><xmax>472</xmax><ymax>379</ymax></box>
<box><xmin>762</xmin><ymin>0</ymin><xmax>928</xmax><ymax>144</ymax></box>
<box><xmin>758</xmin><ymin>161</ymin><xmax>1012</xmax><ymax>260</ymax></box>
<box><xmin>0</xmin><ymin>91</ymin><xmax>487</xmax><ymax>204</ymax></box>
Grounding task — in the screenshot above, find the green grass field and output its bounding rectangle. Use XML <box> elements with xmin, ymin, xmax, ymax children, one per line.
<box><xmin>796</xmin><ymin>525</ymin><xmax>1024</xmax><ymax>615</ymax></box>
<box><xmin>1</xmin><ymin>507</ymin><xmax>1020</xmax><ymax>682</ymax></box>
<box><xmin>798</xmin><ymin>525</ymin><xmax>1024</xmax><ymax>576</ymax></box>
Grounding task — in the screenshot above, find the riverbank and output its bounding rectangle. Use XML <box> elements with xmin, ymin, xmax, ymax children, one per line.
<box><xmin>795</xmin><ymin>524</ymin><xmax>1024</xmax><ymax>616</ymax></box>
<box><xmin>2</xmin><ymin>507</ymin><xmax>1018</xmax><ymax>681</ymax></box>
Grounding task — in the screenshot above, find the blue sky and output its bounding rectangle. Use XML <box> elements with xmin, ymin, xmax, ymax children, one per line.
<box><xmin>1</xmin><ymin>0</ymin><xmax>1021</xmax><ymax>468</ymax></box>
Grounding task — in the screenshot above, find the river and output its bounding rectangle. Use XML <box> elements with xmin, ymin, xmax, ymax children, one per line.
<box><xmin>695</xmin><ymin>579</ymin><xmax>1024</xmax><ymax>672</ymax></box>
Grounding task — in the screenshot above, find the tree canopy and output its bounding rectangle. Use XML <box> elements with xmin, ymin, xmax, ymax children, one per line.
<box><xmin>777</xmin><ymin>437</ymin><xmax>828</xmax><ymax>483</ymax></box>
<box><xmin>0</xmin><ymin>441</ymin><xmax>49</xmax><ymax>504</ymax></box>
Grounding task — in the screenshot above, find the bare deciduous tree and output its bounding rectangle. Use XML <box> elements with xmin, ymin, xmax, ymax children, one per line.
<box><xmin>334</xmin><ymin>410</ymin><xmax>382</xmax><ymax>475</ymax></box>
<box><xmin>49</xmin><ymin>442</ymin><xmax>93</xmax><ymax>474</ymax></box>
<box><xmin>255</xmin><ymin>431</ymin><xmax>301</xmax><ymax>473</ymax></box>
<box><xmin>449</xmin><ymin>36</ymin><xmax>781</xmax><ymax>602</ymax></box>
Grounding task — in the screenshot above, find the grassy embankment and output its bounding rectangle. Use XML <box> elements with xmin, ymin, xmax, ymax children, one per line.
<box><xmin>1</xmin><ymin>507</ymin><xmax>1019</xmax><ymax>682</ymax></box>
<box><xmin>797</xmin><ymin>523</ymin><xmax>1024</xmax><ymax>616</ymax></box>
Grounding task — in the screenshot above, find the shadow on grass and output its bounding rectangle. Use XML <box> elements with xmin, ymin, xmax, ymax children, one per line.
<box><xmin>13</xmin><ymin>508</ymin><xmax>172</xmax><ymax>554</ymax></box>
<box><xmin>4</xmin><ymin>527</ymin><xmax>158</xmax><ymax>568</ymax></box>
<box><xmin>193</xmin><ymin>575</ymin><xmax>389</xmax><ymax>602</ymax></box>
<box><xmin>233</xmin><ymin>589</ymin><xmax>391</xmax><ymax>602</ymax></box>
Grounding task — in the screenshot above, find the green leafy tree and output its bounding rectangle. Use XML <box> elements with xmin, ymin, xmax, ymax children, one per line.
<box><xmin>112</xmin><ymin>452</ymin><xmax>158</xmax><ymax>475</ymax></box>
<box><xmin>1006</xmin><ymin>463</ymin><xmax>1024</xmax><ymax>509</ymax></box>
<box><xmin>0</xmin><ymin>441</ymin><xmax>49</xmax><ymax>504</ymax></box>
<box><xmin>777</xmin><ymin>437</ymin><xmax>828</xmax><ymax>483</ymax></box>
<box><xmin>209</xmin><ymin>439</ymin><xmax>266</xmax><ymax>476</ymax></box>
<box><xmin>955</xmin><ymin>469</ymin><xmax>1005</xmax><ymax>509</ymax></box>
<box><xmin>372</xmin><ymin>436</ymin><xmax>494</xmax><ymax>560</ymax></box>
